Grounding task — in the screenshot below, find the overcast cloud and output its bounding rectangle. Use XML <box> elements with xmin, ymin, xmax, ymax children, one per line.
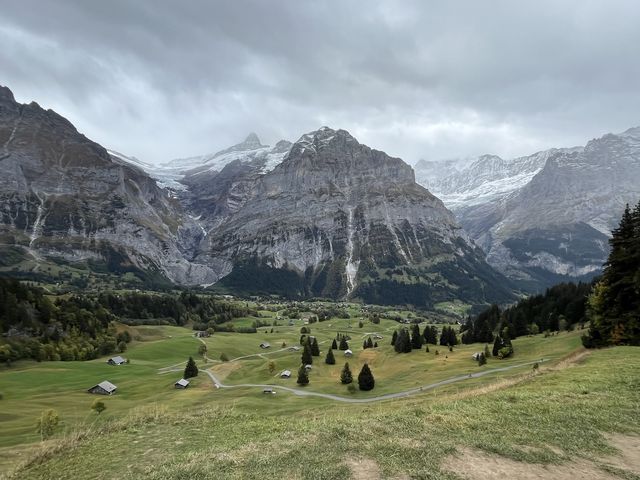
<box><xmin>2</xmin><ymin>0</ymin><xmax>640</xmax><ymax>164</ymax></box>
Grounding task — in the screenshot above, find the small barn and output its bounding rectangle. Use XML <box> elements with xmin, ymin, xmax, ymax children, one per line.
<box><xmin>263</xmin><ymin>388</ymin><xmax>276</xmax><ymax>394</ymax></box>
<box><xmin>280</xmin><ymin>370</ymin><xmax>292</xmax><ymax>378</ymax></box>
<box><xmin>344</xmin><ymin>349</ymin><xmax>353</xmax><ymax>357</ymax></box>
<box><xmin>304</xmin><ymin>364</ymin><xmax>313</xmax><ymax>370</ymax></box>
<box><xmin>260</xmin><ymin>342</ymin><xmax>271</xmax><ymax>349</ymax></box>
<box><xmin>107</xmin><ymin>356</ymin><xmax>126</xmax><ymax>365</ymax></box>
<box><xmin>88</xmin><ymin>381</ymin><xmax>117</xmax><ymax>395</ymax></box>
<box><xmin>175</xmin><ymin>379</ymin><xmax>190</xmax><ymax>389</ymax></box>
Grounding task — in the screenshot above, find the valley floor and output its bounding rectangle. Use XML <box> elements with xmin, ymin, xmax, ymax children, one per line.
<box><xmin>1</xmin><ymin>341</ymin><xmax>638</xmax><ymax>479</ymax></box>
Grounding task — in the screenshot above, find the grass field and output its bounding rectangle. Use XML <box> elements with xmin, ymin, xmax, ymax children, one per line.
<box><xmin>2</xmin><ymin>346</ymin><xmax>638</xmax><ymax>479</ymax></box>
<box><xmin>0</xmin><ymin>311</ymin><xmax>596</xmax><ymax>470</ymax></box>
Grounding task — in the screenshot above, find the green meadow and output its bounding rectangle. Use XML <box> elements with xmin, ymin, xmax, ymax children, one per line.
<box><xmin>0</xmin><ymin>294</ymin><xmax>636</xmax><ymax>479</ymax></box>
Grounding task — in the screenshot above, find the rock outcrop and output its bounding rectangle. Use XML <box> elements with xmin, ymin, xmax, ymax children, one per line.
<box><xmin>0</xmin><ymin>85</ymin><xmax>218</xmax><ymax>286</ymax></box>
<box><xmin>0</xmin><ymin>86</ymin><xmax>514</xmax><ymax>306</ymax></box>
<box><xmin>416</xmin><ymin>128</ymin><xmax>640</xmax><ymax>290</ymax></box>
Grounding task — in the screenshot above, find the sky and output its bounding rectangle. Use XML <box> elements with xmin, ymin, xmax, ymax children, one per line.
<box><xmin>2</xmin><ymin>0</ymin><xmax>640</xmax><ymax>165</ymax></box>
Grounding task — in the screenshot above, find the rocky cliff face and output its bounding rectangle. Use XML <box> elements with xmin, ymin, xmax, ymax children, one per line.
<box><xmin>416</xmin><ymin>129</ymin><xmax>640</xmax><ymax>290</ymax></box>
<box><xmin>0</xmin><ymin>86</ymin><xmax>514</xmax><ymax>306</ymax></box>
<box><xmin>0</xmin><ymin>86</ymin><xmax>218</xmax><ymax>286</ymax></box>
<box><xmin>195</xmin><ymin>127</ymin><xmax>514</xmax><ymax>306</ymax></box>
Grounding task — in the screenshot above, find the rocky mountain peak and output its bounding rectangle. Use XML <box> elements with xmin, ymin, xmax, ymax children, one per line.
<box><xmin>0</xmin><ymin>85</ymin><xmax>16</xmax><ymax>104</ymax></box>
<box><xmin>279</xmin><ymin>126</ymin><xmax>415</xmax><ymax>187</ymax></box>
<box><xmin>241</xmin><ymin>132</ymin><xmax>263</xmax><ymax>149</ymax></box>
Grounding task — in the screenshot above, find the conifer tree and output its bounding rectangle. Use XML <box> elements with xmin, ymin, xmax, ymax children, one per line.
<box><xmin>492</xmin><ymin>335</ymin><xmax>503</xmax><ymax>357</ymax></box>
<box><xmin>394</xmin><ymin>328</ymin><xmax>411</xmax><ymax>353</ymax></box>
<box><xmin>331</xmin><ymin>338</ymin><xmax>338</xmax><ymax>350</ymax></box>
<box><xmin>411</xmin><ymin>324</ymin><xmax>423</xmax><ymax>349</ymax></box>
<box><xmin>373</xmin><ymin>342</ymin><xmax>378</xmax><ymax>348</ymax></box>
<box><xmin>301</xmin><ymin>341</ymin><xmax>313</xmax><ymax>365</ymax></box>
<box><xmin>339</xmin><ymin>338</ymin><xmax>349</xmax><ymax>351</ymax></box>
<box><xmin>357</xmin><ymin>363</ymin><xmax>375</xmax><ymax>391</ymax></box>
<box><xmin>366</xmin><ymin>337</ymin><xmax>374</xmax><ymax>349</ymax></box>
<box><xmin>583</xmin><ymin>203</ymin><xmax>640</xmax><ymax>347</ymax></box>
<box><xmin>363</xmin><ymin>339</ymin><xmax>368</xmax><ymax>349</ymax></box>
<box><xmin>325</xmin><ymin>348</ymin><xmax>336</xmax><ymax>365</ymax></box>
<box><xmin>311</xmin><ymin>337</ymin><xmax>320</xmax><ymax>356</ymax></box>
<box><xmin>184</xmin><ymin>356</ymin><xmax>199</xmax><ymax>378</ymax></box>
<box><xmin>340</xmin><ymin>362</ymin><xmax>353</xmax><ymax>384</ymax></box>
<box><xmin>422</xmin><ymin>326</ymin><xmax>430</xmax><ymax>344</ymax></box>
<box><xmin>478</xmin><ymin>352</ymin><xmax>487</xmax><ymax>366</ymax></box>
<box><xmin>391</xmin><ymin>330</ymin><xmax>398</xmax><ymax>346</ymax></box>
<box><xmin>429</xmin><ymin>326</ymin><xmax>439</xmax><ymax>344</ymax></box>
<box><xmin>296</xmin><ymin>365</ymin><xmax>309</xmax><ymax>385</ymax></box>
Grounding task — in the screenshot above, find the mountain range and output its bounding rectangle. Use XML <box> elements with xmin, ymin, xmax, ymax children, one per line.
<box><xmin>415</xmin><ymin>129</ymin><xmax>640</xmax><ymax>290</ymax></box>
<box><xmin>0</xmin><ymin>86</ymin><xmax>514</xmax><ymax>308</ymax></box>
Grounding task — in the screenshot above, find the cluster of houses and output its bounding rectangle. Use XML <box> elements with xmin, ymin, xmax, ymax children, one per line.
<box><xmin>87</xmin><ymin>356</ymin><xmax>191</xmax><ymax>396</ymax></box>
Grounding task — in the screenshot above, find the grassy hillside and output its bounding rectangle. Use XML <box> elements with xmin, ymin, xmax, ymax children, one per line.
<box><xmin>2</xmin><ymin>347</ymin><xmax>638</xmax><ymax>479</ymax></box>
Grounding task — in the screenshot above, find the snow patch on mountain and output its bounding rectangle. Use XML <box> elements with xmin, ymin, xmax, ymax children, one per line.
<box><xmin>109</xmin><ymin>134</ymin><xmax>292</xmax><ymax>191</ymax></box>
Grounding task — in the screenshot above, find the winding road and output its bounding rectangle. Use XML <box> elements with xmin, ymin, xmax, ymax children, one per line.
<box><xmin>200</xmin><ymin>359</ymin><xmax>547</xmax><ymax>404</ymax></box>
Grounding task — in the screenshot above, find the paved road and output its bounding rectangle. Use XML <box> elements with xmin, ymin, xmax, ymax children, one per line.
<box><xmin>201</xmin><ymin>358</ymin><xmax>547</xmax><ymax>404</ymax></box>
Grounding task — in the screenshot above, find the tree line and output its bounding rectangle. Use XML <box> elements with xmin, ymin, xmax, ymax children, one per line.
<box><xmin>471</xmin><ymin>202</ymin><xmax>640</xmax><ymax>348</ymax></box>
<box><xmin>0</xmin><ymin>282</ymin><xmax>253</xmax><ymax>362</ymax></box>
<box><xmin>583</xmin><ymin>202</ymin><xmax>640</xmax><ymax>347</ymax></box>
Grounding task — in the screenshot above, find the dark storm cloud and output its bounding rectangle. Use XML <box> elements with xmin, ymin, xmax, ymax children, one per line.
<box><xmin>1</xmin><ymin>0</ymin><xmax>640</xmax><ymax>164</ymax></box>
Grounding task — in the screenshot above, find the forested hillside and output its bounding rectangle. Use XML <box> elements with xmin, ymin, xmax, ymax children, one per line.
<box><xmin>583</xmin><ymin>202</ymin><xmax>640</xmax><ymax>347</ymax></box>
<box><xmin>464</xmin><ymin>281</ymin><xmax>593</xmax><ymax>344</ymax></box>
<box><xmin>0</xmin><ymin>280</ymin><xmax>254</xmax><ymax>362</ymax></box>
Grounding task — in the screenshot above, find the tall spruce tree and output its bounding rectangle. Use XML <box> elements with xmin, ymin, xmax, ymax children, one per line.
<box><xmin>583</xmin><ymin>203</ymin><xmax>640</xmax><ymax>347</ymax></box>
<box><xmin>340</xmin><ymin>362</ymin><xmax>353</xmax><ymax>384</ymax></box>
<box><xmin>492</xmin><ymin>335</ymin><xmax>503</xmax><ymax>357</ymax></box>
<box><xmin>325</xmin><ymin>348</ymin><xmax>336</xmax><ymax>365</ymax></box>
<box><xmin>296</xmin><ymin>365</ymin><xmax>309</xmax><ymax>385</ymax></box>
<box><xmin>391</xmin><ymin>330</ymin><xmax>398</xmax><ymax>346</ymax></box>
<box><xmin>301</xmin><ymin>342</ymin><xmax>313</xmax><ymax>365</ymax></box>
<box><xmin>357</xmin><ymin>363</ymin><xmax>375</xmax><ymax>391</ymax></box>
<box><xmin>394</xmin><ymin>328</ymin><xmax>411</xmax><ymax>353</ymax></box>
<box><xmin>339</xmin><ymin>338</ymin><xmax>349</xmax><ymax>351</ymax></box>
<box><xmin>311</xmin><ymin>337</ymin><xmax>320</xmax><ymax>356</ymax></box>
<box><xmin>430</xmin><ymin>326</ymin><xmax>439</xmax><ymax>344</ymax></box>
<box><xmin>366</xmin><ymin>337</ymin><xmax>374</xmax><ymax>348</ymax></box>
<box><xmin>411</xmin><ymin>324</ymin><xmax>423</xmax><ymax>349</ymax></box>
<box><xmin>184</xmin><ymin>356</ymin><xmax>199</xmax><ymax>378</ymax></box>
<box><xmin>331</xmin><ymin>338</ymin><xmax>338</xmax><ymax>350</ymax></box>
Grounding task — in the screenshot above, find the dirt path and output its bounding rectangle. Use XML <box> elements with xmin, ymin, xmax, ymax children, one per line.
<box><xmin>199</xmin><ymin>358</ymin><xmax>548</xmax><ymax>403</ymax></box>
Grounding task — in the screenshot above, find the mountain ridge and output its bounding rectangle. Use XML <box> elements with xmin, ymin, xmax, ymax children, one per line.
<box><xmin>0</xmin><ymin>86</ymin><xmax>514</xmax><ymax>307</ymax></box>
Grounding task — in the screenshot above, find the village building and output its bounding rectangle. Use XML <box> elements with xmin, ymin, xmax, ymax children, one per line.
<box><xmin>280</xmin><ymin>370</ymin><xmax>291</xmax><ymax>378</ymax></box>
<box><xmin>259</xmin><ymin>342</ymin><xmax>271</xmax><ymax>349</ymax></box>
<box><xmin>174</xmin><ymin>379</ymin><xmax>190</xmax><ymax>389</ymax></box>
<box><xmin>344</xmin><ymin>349</ymin><xmax>353</xmax><ymax>357</ymax></box>
<box><xmin>107</xmin><ymin>356</ymin><xmax>126</xmax><ymax>365</ymax></box>
<box><xmin>88</xmin><ymin>381</ymin><xmax>117</xmax><ymax>395</ymax></box>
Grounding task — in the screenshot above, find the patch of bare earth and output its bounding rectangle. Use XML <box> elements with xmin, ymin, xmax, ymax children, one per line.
<box><xmin>446</xmin><ymin>447</ymin><xmax>618</xmax><ymax>480</ymax></box>
<box><xmin>346</xmin><ymin>458</ymin><xmax>381</xmax><ymax>480</ymax></box>
<box><xmin>345</xmin><ymin>457</ymin><xmax>409</xmax><ymax>480</ymax></box>
<box><xmin>599</xmin><ymin>433</ymin><xmax>640</xmax><ymax>474</ymax></box>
